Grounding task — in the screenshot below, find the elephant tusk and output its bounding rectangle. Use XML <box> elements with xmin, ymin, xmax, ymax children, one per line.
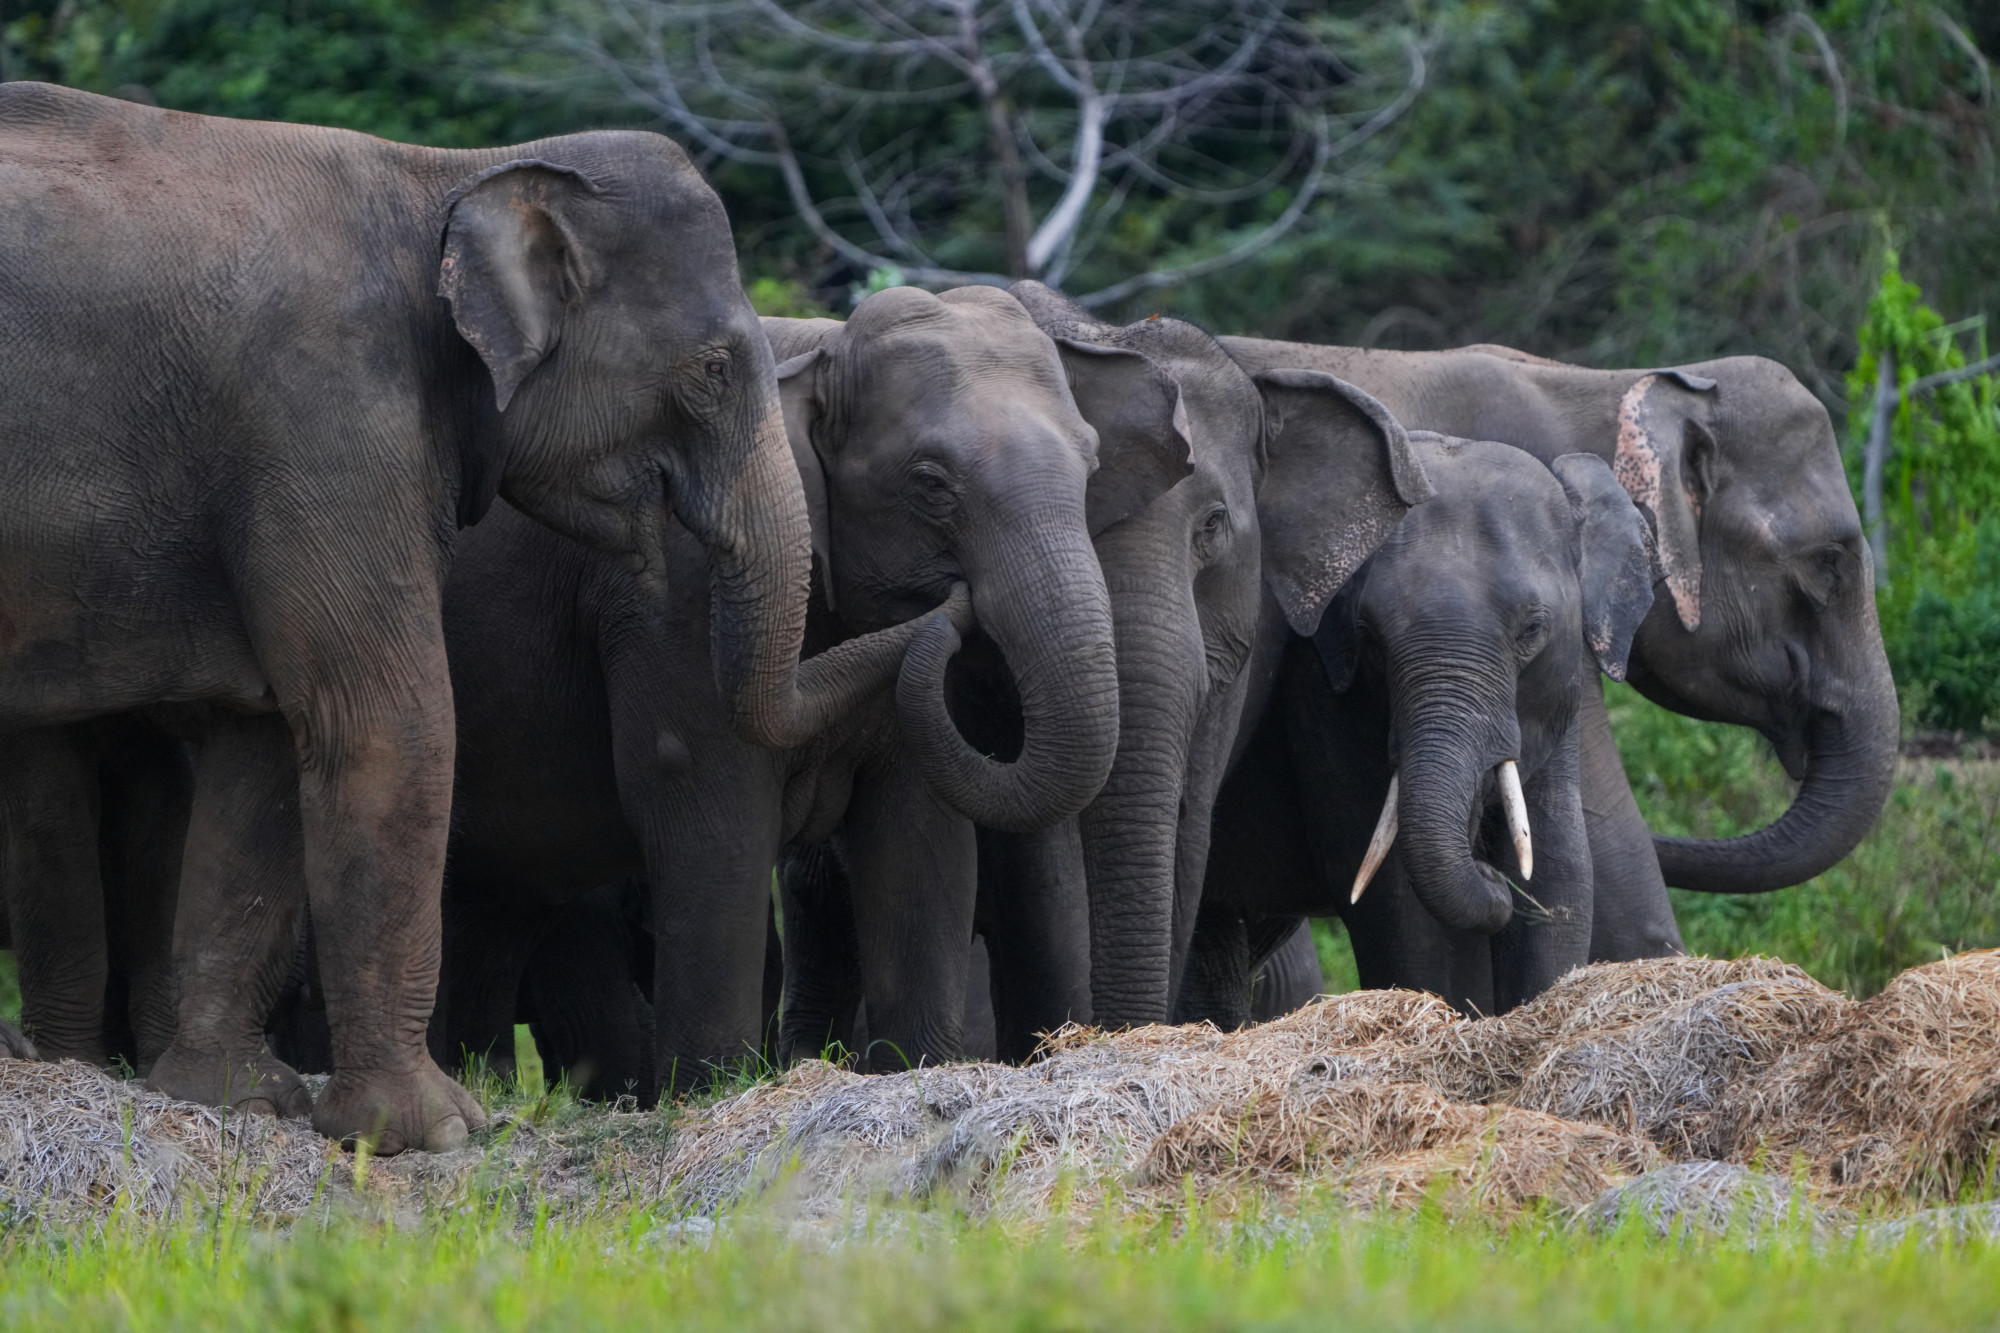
<box><xmin>1499</xmin><ymin>759</ymin><xmax>1533</xmax><ymax>882</ymax></box>
<box><xmin>1351</xmin><ymin>770</ymin><xmax>1399</xmax><ymax>903</ymax></box>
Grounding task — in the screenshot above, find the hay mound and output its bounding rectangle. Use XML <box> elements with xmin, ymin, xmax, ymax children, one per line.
<box><xmin>0</xmin><ymin>1059</ymin><xmax>337</xmax><ymax>1223</ymax></box>
<box><xmin>7</xmin><ymin>951</ymin><xmax>2000</xmax><ymax>1227</ymax></box>
<box><xmin>1576</xmin><ymin>1161</ymin><xmax>1834</xmax><ymax>1238</ymax></box>
<box><xmin>1142</xmin><ymin>1079</ymin><xmax>1659</xmax><ymax>1219</ymax></box>
<box><xmin>663</xmin><ymin>952</ymin><xmax>2000</xmax><ymax>1222</ymax></box>
<box><xmin>1712</xmin><ymin>950</ymin><xmax>2000</xmax><ymax>1201</ymax></box>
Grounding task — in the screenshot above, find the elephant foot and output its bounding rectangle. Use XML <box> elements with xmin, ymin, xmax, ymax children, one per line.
<box><xmin>0</xmin><ymin>1021</ymin><xmax>39</xmax><ymax>1061</ymax></box>
<box><xmin>313</xmin><ymin>1060</ymin><xmax>488</xmax><ymax>1155</ymax></box>
<box><xmin>147</xmin><ymin>1041</ymin><xmax>313</xmax><ymax>1118</ymax></box>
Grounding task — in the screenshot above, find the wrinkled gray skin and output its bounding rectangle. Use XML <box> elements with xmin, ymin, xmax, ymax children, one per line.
<box><xmin>1219</xmin><ymin>339</ymin><xmax>1899</xmax><ymax>961</ymax></box>
<box><xmin>956</xmin><ymin>284</ymin><xmax>1434</xmax><ymax>1041</ymax></box>
<box><xmin>1249</xmin><ymin>922</ymin><xmax>1324</xmax><ymax>1023</ymax></box>
<box><xmin>435</xmin><ymin>286</ymin><xmax>1176</xmax><ymax>1088</ymax></box>
<box><xmin>0</xmin><ymin>84</ymin><xmax>882</xmax><ymax>1151</ymax></box>
<box><xmin>1193</xmin><ymin>438</ymin><xmax>1655</xmax><ymax>1019</ymax></box>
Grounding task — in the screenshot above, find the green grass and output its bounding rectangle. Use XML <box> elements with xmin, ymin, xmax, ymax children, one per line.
<box><xmin>0</xmin><ymin>1202</ymin><xmax>1997</xmax><ymax>1331</ymax></box>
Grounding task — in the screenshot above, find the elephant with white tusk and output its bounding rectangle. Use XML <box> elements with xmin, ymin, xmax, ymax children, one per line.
<box><xmin>1190</xmin><ymin>435</ymin><xmax>1654</xmax><ymax>1019</ymax></box>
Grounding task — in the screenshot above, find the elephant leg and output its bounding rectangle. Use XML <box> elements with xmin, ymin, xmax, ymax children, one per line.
<box><xmin>977</xmin><ymin>821</ymin><xmax>1090</xmax><ymax>1063</ymax></box>
<box><xmin>777</xmin><ymin>842</ymin><xmax>862</xmax><ymax>1065</ymax></box>
<box><xmin>146</xmin><ymin>711</ymin><xmax>312</xmax><ymax>1117</ymax></box>
<box><xmin>841</xmin><ymin>755</ymin><xmax>976</xmax><ymax>1071</ymax></box>
<box><xmin>524</xmin><ymin>885</ymin><xmax>655</xmax><ymax>1105</ymax></box>
<box><xmin>97</xmin><ymin>717</ymin><xmax>192</xmax><ymax>1074</ymax></box>
<box><xmin>0</xmin><ymin>726</ymin><xmax>109</xmax><ymax>1063</ymax></box>
<box><xmin>1579</xmin><ymin>679</ymin><xmax>1686</xmax><ymax>960</ymax></box>
<box><xmin>1250</xmin><ymin>918</ymin><xmax>1324</xmax><ymax>1021</ymax></box>
<box><xmin>1175</xmin><ymin>903</ymin><xmax>1252</xmax><ymax>1029</ymax></box>
<box><xmin>1492</xmin><ymin>725</ymin><xmax>1595</xmax><ymax>1011</ymax></box>
<box><xmin>273</xmin><ymin>614</ymin><xmax>483</xmax><ymax>1151</ymax></box>
<box><xmin>961</xmin><ymin>934</ymin><xmax>998</xmax><ymax>1062</ymax></box>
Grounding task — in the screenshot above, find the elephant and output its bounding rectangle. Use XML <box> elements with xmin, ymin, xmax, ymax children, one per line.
<box><xmin>1216</xmin><ymin>338</ymin><xmax>1899</xmax><ymax>962</ymax></box>
<box><xmin>900</xmin><ymin>281</ymin><xmax>1434</xmax><ymax>1050</ymax></box>
<box><xmin>431</xmin><ymin>284</ymin><xmax>1185</xmax><ymax>1094</ymax></box>
<box><xmin>0</xmin><ymin>83</ymin><xmax>923</xmax><ymax>1151</ymax></box>
<box><xmin>1189</xmin><ymin>436</ymin><xmax>1656</xmax><ymax>1020</ymax></box>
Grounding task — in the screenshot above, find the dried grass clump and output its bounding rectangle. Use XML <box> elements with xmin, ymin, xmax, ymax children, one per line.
<box><xmin>1713</xmin><ymin>950</ymin><xmax>2000</xmax><ymax>1202</ymax></box>
<box><xmin>1140</xmin><ymin>1079</ymin><xmax>1660</xmax><ymax>1220</ymax></box>
<box><xmin>0</xmin><ymin>1059</ymin><xmax>339</xmax><ymax>1223</ymax></box>
<box><xmin>1508</xmin><ymin>972</ymin><xmax>1849</xmax><ymax>1154</ymax></box>
<box><xmin>1576</xmin><ymin>1161</ymin><xmax>1836</xmax><ymax>1239</ymax></box>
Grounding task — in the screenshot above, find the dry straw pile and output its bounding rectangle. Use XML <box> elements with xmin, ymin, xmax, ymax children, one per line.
<box><xmin>660</xmin><ymin>951</ymin><xmax>2000</xmax><ymax>1222</ymax></box>
<box><xmin>3</xmin><ymin>951</ymin><xmax>2000</xmax><ymax>1228</ymax></box>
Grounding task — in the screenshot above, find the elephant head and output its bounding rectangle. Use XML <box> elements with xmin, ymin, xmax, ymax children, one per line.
<box><xmin>1008</xmin><ymin>283</ymin><xmax>1432</xmax><ymax>1025</ymax></box>
<box><xmin>1607</xmin><ymin>361</ymin><xmax>1898</xmax><ymax>893</ymax></box>
<box><xmin>768</xmin><ymin>286</ymin><xmax>1191</xmax><ymax>832</ymax></box>
<box><xmin>1318</xmin><ymin>438</ymin><xmax>1653</xmax><ymax>956</ymax></box>
<box><xmin>438</xmin><ymin>145</ymin><xmax>878</xmax><ymax>752</ymax></box>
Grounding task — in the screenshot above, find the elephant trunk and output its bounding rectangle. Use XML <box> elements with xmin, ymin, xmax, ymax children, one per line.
<box><xmin>697</xmin><ymin>401</ymin><xmax>959</xmax><ymax>750</ymax></box>
<box><xmin>1389</xmin><ymin>654</ymin><xmax>1520</xmax><ymax>935</ymax></box>
<box><xmin>1654</xmin><ymin>634</ymin><xmax>1899</xmax><ymax>891</ymax></box>
<box><xmin>896</xmin><ymin>522</ymin><xmax>1119</xmax><ymax>833</ymax></box>
<box><xmin>1076</xmin><ymin>573</ymin><xmax>1206</xmax><ymax>1027</ymax></box>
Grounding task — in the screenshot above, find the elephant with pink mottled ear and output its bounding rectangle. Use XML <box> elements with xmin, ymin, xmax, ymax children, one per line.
<box><xmin>1218</xmin><ymin>334</ymin><xmax>1896</xmax><ymax>974</ymax></box>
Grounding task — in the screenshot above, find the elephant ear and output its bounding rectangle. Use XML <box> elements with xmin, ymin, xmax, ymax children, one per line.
<box><xmin>1056</xmin><ymin>339</ymin><xmax>1195</xmax><ymax>535</ymax></box>
<box><xmin>776</xmin><ymin>348</ymin><xmax>836</xmax><ymax>611</ymax></box>
<box><xmin>1612</xmin><ymin>369</ymin><xmax>1719</xmax><ymax>631</ymax></box>
<box><xmin>1552</xmin><ymin>453</ymin><xmax>1655</xmax><ymax>681</ymax></box>
<box><xmin>439</xmin><ymin>159</ymin><xmax>604</xmax><ymax>412</ymax></box>
<box><xmin>1252</xmin><ymin>369</ymin><xmax>1435</xmax><ymax>637</ymax></box>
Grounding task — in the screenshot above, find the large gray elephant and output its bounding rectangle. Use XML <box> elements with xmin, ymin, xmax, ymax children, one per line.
<box><xmin>1216</xmin><ymin>338</ymin><xmax>1899</xmax><ymax>959</ymax></box>
<box><xmin>949</xmin><ymin>283</ymin><xmax>1433</xmax><ymax>1042</ymax></box>
<box><xmin>1190</xmin><ymin>437</ymin><xmax>1655</xmax><ymax>1020</ymax></box>
<box><xmin>0</xmin><ymin>84</ymin><xmax>915</xmax><ymax>1151</ymax></box>
<box><xmin>433</xmin><ymin>285</ymin><xmax>1183</xmax><ymax>1092</ymax></box>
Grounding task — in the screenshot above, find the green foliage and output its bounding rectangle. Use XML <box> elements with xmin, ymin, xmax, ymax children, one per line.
<box><xmin>1606</xmin><ymin>682</ymin><xmax>2000</xmax><ymax>997</ymax></box>
<box><xmin>744</xmin><ymin>276</ymin><xmax>833</xmax><ymax>320</ymax></box>
<box><xmin>1</xmin><ymin>0</ymin><xmax>601</xmax><ymax>146</ymax></box>
<box><xmin>1843</xmin><ymin>246</ymin><xmax>2000</xmax><ymax>730</ymax></box>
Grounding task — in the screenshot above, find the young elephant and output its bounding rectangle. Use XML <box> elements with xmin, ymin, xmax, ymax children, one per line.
<box><xmin>1190</xmin><ymin>437</ymin><xmax>1653</xmax><ymax>1018</ymax></box>
<box><xmin>433</xmin><ymin>286</ymin><xmax>1187</xmax><ymax>1095</ymax></box>
<box><xmin>1217</xmin><ymin>338</ymin><xmax>1898</xmax><ymax>964</ymax></box>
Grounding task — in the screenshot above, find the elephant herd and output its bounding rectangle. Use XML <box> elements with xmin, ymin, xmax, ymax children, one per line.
<box><xmin>0</xmin><ymin>85</ymin><xmax>1898</xmax><ymax>1154</ymax></box>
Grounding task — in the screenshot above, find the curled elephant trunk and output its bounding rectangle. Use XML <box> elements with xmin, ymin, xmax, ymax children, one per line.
<box><xmin>1386</xmin><ymin>666</ymin><xmax>1521</xmax><ymax>935</ymax></box>
<box><xmin>896</xmin><ymin>537</ymin><xmax>1120</xmax><ymax>834</ymax></box>
<box><xmin>700</xmin><ymin>404</ymin><xmax>966</xmax><ymax>750</ymax></box>
<box><xmin>1654</xmin><ymin>703</ymin><xmax>1897</xmax><ymax>894</ymax></box>
<box><xmin>1654</xmin><ymin>602</ymin><xmax>1898</xmax><ymax>894</ymax></box>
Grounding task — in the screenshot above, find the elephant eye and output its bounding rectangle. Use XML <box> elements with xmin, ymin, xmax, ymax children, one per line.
<box><xmin>1516</xmin><ymin>610</ymin><xmax>1549</xmax><ymax>658</ymax></box>
<box><xmin>908</xmin><ymin>462</ymin><xmax>960</xmax><ymax>517</ymax></box>
<box><xmin>1797</xmin><ymin>545</ymin><xmax>1844</xmax><ymax>606</ymax></box>
<box><xmin>1193</xmin><ymin>505</ymin><xmax>1230</xmax><ymax>561</ymax></box>
<box><xmin>704</xmin><ymin>357</ymin><xmax>729</xmax><ymax>380</ymax></box>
